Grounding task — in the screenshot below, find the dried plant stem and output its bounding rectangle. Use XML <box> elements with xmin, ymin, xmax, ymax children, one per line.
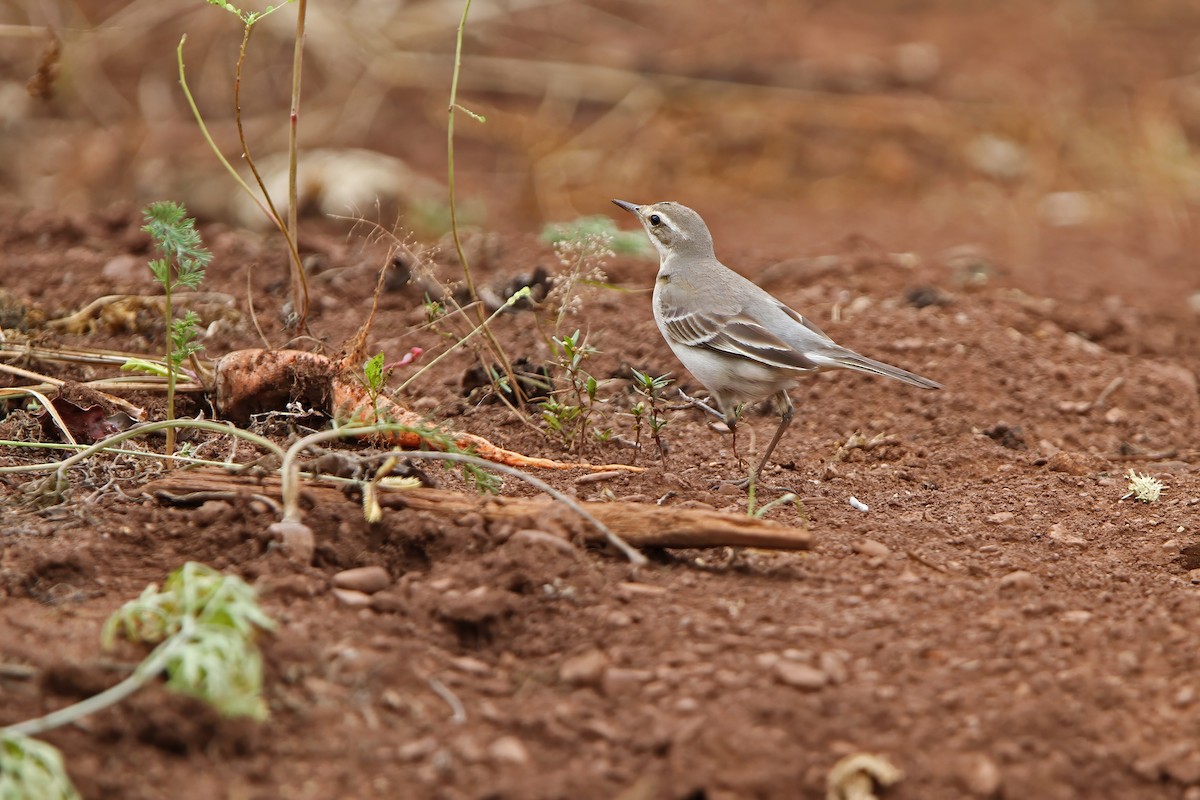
<box><xmin>446</xmin><ymin>0</ymin><xmax>524</xmax><ymax>404</ymax></box>
<box><xmin>176</xmin><ymin>35</ymin><xmax>309</xmax><ymax>330</ymax></box>
<box><xmin>287</xmin><ymin>0</ymin><xmax>308</xmax><ymax>327</ymax></box>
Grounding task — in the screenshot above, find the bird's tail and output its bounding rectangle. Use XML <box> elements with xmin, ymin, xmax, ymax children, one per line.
<box><xmin>808</xmin><ymin>349</ymin><xmax>942</xmax><ymax>390</ymax></box>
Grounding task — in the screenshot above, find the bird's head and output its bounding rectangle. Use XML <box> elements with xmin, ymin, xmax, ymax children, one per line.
<box><xmin>611</xmin><ymin>199</ymin><xmax>715</xmax><ymax>261</ymax></box>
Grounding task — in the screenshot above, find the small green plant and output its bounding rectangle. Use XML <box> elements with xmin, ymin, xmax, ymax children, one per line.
<box><xmin>0</xmin><ymin>732</ymin><xmax>80</xmax><ymax>800</ymax></box>
<box><xmin>541</xmin><ymin>330</ymin><xmax>600</xmax><ymax>454</ymax></box>
<box><xmin>361</xmin><ymin>353</ymin><xmax>390</xmax><ymax>423</ymax></box>
<box><xmin>1124</xmin><ymin>469</ymin><xmax>1165</xmax><ymax>503</ymax></box>
<box><xmin>140</xmin><ymin>201</ymin><xmax>212</xmax><ymax>457</ymax></box>
<box><xmin>630</xmin><ymin>369</ymin><xmax>673</xmax><ymax>465</ymax></box>
<box><xmin>102</xmin><ymin>562</ymin><xmax>276</xmax><ymax>719</ymax></box>
<box><xmin>1</xmin><ymin>563</ymin><xmax>275</xmax><ymax>796</ymax></box>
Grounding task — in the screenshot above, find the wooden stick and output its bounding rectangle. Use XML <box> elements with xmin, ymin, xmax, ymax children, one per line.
<box><xmin>141</xmin><ymin>471</ymin><xmax>812</xmax><ymax>552</ymax></box>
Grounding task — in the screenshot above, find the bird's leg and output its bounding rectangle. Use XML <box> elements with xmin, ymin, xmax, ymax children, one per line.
<box><xmin>753</xmin><ymin>393</ymin><xmax>795</xmax><ymax>481</ymax></box>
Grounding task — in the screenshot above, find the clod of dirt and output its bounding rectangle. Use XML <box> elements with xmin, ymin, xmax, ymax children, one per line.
<box><xmin>998</xmin><ymin>570</ymin><xmax>1041</xmax><ymax>592</ymax></box>
<box><xmin>982</xmin><ymin>422</ymin><xmax>1026</xmax><ymax>450</ymax></box>
<box><xmin>436</xmin><ymin>586</ymin><xmax>515</xmax><ymax>648</ymax></box>
<box><xmin>269</xmin><ymin>520</ymin><xmax>315</xmax><ymax>565</ymax></box>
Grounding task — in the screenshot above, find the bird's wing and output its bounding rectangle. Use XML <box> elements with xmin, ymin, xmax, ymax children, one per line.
<box><xmin>660</xmin><ymin>302</ymin><xmax>818</xmax><ymax>371</ymax></box>
<box><xmin>774</xmin><ymin>301</ymin><xmax>832</xmax><ymax>342</ymax></box>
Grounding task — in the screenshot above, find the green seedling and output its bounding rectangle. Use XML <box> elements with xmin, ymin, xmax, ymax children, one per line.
<box><xmin>542</xmin><ymin>330</ymin><xmax>601</xmax><ymax>454</ymax></box>
<box><xmin>361</xmin><ymin>353</ymin><xmax>390</xmax><ymax>424</ymax></box>
<box><xmin>102</xmin><ymin>562</ymin><xmax>276</xmax><ymax>719</ymax></box>
<box><xmin>0</xmin><ymin>732</ymin><xmax>80</xmax><ymax>800</ymax></box>
<box><xmin>137</xmin><ymin>201</ymin><xmax>211</xmax><ymax>458</ymax></box>
<box><xmin>630</xmin><ymin>369</ymin><xmax>673</xmax><ymax>465</ymax></box>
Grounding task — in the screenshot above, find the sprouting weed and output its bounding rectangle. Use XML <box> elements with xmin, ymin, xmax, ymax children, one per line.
<box><xmin>630</xmin><ymin>369</ymin><xmax>673</xmax><ymax>466</ymax></box>
<box><xmin>541</xmin><ymin>330</ymin><xmax>601</xmax><ymax>455</ymax></box>
<box><xmin>102</xmin><ymin>562</ymin><xmax>276</xmax><ymax>719</ymax></box>
<box><xmin>1124</xmin><ymin>469</ymin><xmax>1165</xmax><ymax>503</ymax></box>
<box><xmin>0</xmin><ymin>732</ymin><xmax>80</xmax><ymax>800</ymax></box>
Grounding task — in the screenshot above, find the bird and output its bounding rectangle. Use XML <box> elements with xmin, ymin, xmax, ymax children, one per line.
<box><xmin>612</xmin><ymin>199</ymin><xmax>941</xmax><ymax>481</ymax></box>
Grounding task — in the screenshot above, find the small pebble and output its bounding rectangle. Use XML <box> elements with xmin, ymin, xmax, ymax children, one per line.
<box><xmin>775</xmin><ymin>661</ymin><xmax>828</xmax><ymax>691</ymax></box>
<box><xmin>848</xmin><ymin>496</ymin><xmax>869</xmax><ymax>512</ymax></box>
<box><xmin>559</xmin><ymin>649</ymin><xmax>608</xmax><ymax>687</ymax></box>
<box><xmin>959</xmin><ymin>752</ymin><xmax>1001</xmax><ymax>796</ymax></box>
<box><xmin>448</xmin><ymin>656</ymin><xmax>490</xmax><ymax>676</ymax></box>
<box><xmin>370</xmin><ymin>592</ymin><xmax>406</xmax><ymax>613</ymax></box>
<box><xmin>986</xmin><ymin>511</ymin><xmax>1016</xmax><ymax>525</ymax></box>
<box><xmin>851</xmin><ymin>539</ymin><xmax>890</xmax><ymax>559</ymax></box>
<box><xmin>601</xmin><ymin>667</ymin><xmax>653</xmax><ymax>697</ymax></box>
<box><xmin>333</xmin><ymin>566</ymin><xmax>391</xmax><ymax>594</ymax></box>
<box><xmin>332</xmin><ymin>588</ymin><xmax>372</xmax><ymax>608</ymax></box>
<box><xmin>998</xmin><ymin>570</ymin><xmax>1040</xmax><ymax>592</ymax></box>
<box><xmin>489</xmin><ymin>736</ymin><xmax>530</xmax><ymax>766</ymax></box>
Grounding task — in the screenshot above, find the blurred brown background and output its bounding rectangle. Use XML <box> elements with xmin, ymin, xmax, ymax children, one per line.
<box><xmin>4</xmin><ymin>0</ymin><xmax>1200</xmax><ymax>308</ymax></box>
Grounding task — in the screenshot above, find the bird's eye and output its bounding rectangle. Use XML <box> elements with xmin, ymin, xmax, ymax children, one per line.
<box><xmin>649</xmin><ymin>214</ymin><xmax>662</xmax><ymax>226</ymax></box>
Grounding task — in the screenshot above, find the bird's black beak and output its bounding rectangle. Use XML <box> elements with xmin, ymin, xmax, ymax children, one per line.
<box><xmin>611</xmin><ymin>199</ymin><xmax>640</xmax><ymax>215</ymax></box>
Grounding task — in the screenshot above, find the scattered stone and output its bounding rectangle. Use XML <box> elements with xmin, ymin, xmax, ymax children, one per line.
<box><xmin>332</xmin><ymin>566</ymin><xmax>390</xmax><ymax>594</ymax></box>
<box><xmin>332</xmin><ymin>587</ymin><xmax>372</xmax><ymax>608</ymax></box>
<box><xmin>775</xmin><ymin>661</ymin><xmax>828</xmax><ymax>691</ymax></box>
<box><xmin>998</xmin><ymin>570</ymin><xmax>1041</xmax><ymax>592</ymax></box>
<box><xmin>1060</xmin><ymin>610</ymin><xmax>1093</xmax><ymax>624</ymax></box>
<box><xmin>958</xmin><ymin>752</ymin><xmax>1002</xmax><ymax>797</ymax></box>
<box><xmin>396</xmin><ymin>736</ymin><xmax>437</xmax><ymax>762</ymax></box>
<box><xmin>986</xmin><ymin>512</ymin><xmax>1016</xmax><ymax>525</ymax></box>
<box><xmin>851</xmin><ymin>539</ymin><xmax>890</xmax><ymax>559</ymax></box>
<box><xmin>370</xmin><ymin>592</ymin><xmax>406</xmax><ymax>613</ymax></box>
<box><xmin>602</xmin><ymin>667</ymin><xmax>653</xmax><ymax>697</ymax></box>
<box><xmin>270</xmin><ymin>521</ymin><xmax>314</xmax><ymax>565</ymax></box>
<box><xmin>448</xmin><ymin>656</ymin><xmax>490</xmax><ymax>676</ymax></box>
<box><xmin>755</xmin><ymin>652</ymin><xmax>781</xmax><ymax>669</ymax></box>
<box><xmin>488</xmin><ymin>736</ymin><xmax>530</xmax><ymax>766</ymax></box>
<box><xmin>893</xmin><ymin>41</ymin><xmax>941</xmax><ymax>85</ymax></box>
<box><xmin>559</xmin><ymin>648</ymin><xmax>608</xmax><ymax>687</ymax></box>
<box><xmin>819</xmin><ymin>651</ymin><xmax>850</xmax><ymax>685</ymax></box>
<box><xmin>965</xmin><ymin>133</ymin><xmax>1028</xmax><ymax>181</ymax></box>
